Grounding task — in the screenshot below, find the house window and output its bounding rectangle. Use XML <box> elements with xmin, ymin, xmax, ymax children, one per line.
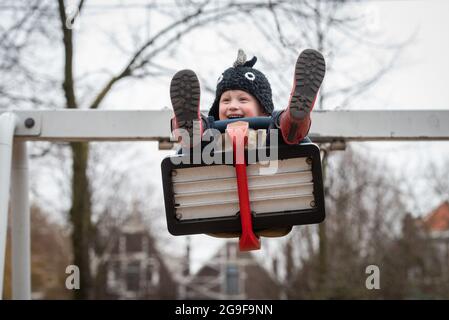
<box><xmin>146</xmin><ymin>260</ymin><xmax>160</xmax><ymax>287</ymax></box>
<box><xmin>125</xmin><ymin>233</ymin><xmax>143</xmax><ymax>253</ymax></box>
<box><xmin>225</xmin><ymin>265</ymin><xmax>239</xmax><ymax>295</ymax></box>
<box><xmin>126</xmin><ymin>260</ymin><xmax>141</xmax><ymax>292</ymax></box>
<box><xmin>112</xmin><ymin>238</ymin><xmax>120</xmax><ymax>254</ymax></box>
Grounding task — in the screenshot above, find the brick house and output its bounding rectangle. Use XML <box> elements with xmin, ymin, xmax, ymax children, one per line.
<box><xmin>420</xmin><ymin>201</ymin><xmax>449</xmax><ymax>279</ymax></box>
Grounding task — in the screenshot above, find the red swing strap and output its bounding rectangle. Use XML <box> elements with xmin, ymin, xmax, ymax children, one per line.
<box><xmin>226</xmin><ymin>121</ymin><xmax>261</xmax><ymax>251</ymax></box>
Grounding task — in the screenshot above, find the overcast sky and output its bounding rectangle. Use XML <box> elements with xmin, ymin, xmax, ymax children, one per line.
<box><xmin>70</xmin><ymin>0</ymin><xmax>449</xmax><ymax>110</ymax></box>
<box><xmin>25</xmin><ymin>0</ymin><xmax>449</xmax><ymax>273</ymax></box>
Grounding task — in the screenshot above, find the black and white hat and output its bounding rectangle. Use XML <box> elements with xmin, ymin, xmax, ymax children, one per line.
<box><xmin>208</xmin><ymin>49</ymin><xmax>274</xmax><ymax>120</ymax></box>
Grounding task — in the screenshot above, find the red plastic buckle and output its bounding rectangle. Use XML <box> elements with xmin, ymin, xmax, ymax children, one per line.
<box><xmin>226</xmin><ymin>122</ymin><xmax>261</xmax><ymax>251</ymax></box>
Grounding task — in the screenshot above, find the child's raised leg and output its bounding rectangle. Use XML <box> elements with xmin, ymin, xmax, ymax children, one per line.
<box><xmin>170</xmin><ymin>69</ymin><xmax>203</xmax><ymax>147</ymax></box>
<box><xmin>279</xmin><ymin>49</ymin><xmax>326</xmax><ymax>144</ymax></box>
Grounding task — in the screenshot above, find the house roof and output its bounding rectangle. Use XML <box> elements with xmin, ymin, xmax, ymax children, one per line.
<box><xmin>422</xmin><ymin>201</ymin><xmax>449</xmax><ymax>232</ymax></box>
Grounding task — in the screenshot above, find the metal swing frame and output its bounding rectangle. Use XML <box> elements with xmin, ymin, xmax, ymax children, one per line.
<box><xmin>1</xmin><ymin>109</ymin><xmax>449</xmax><ymax>299</ymax></box>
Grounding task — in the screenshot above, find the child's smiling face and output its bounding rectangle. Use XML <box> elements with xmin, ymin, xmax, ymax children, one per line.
<box><xmin>218</xmin><ymin>90</ymin><xmax>266</xmax><ymax>120</ymax></box>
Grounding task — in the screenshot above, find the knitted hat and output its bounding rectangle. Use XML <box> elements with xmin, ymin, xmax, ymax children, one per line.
<box><xmin>208</xmin><ymin>49</ymin><xmax>274</xmax><ymax>120</ymax></box>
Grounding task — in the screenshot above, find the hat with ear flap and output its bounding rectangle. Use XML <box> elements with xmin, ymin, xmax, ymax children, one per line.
<box><xmin>208</xmin><ymin>49</ymin><xmax>274</xmax><ymax>120</ymax></box>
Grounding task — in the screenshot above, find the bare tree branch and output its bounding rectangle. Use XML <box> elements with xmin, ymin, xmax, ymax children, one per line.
<box><xmin>88</xmin><ymin>1</ymin><xmax>285</xmax><ymax>109</ymax></box>
<box><xmin>57</xmin><ymin>0</ymin><xmax>77</xmax><ymax>109</ymax></box>
<box><xmin>327</xmin><ymin>46</ymin><xmax>404</xmax><ymax>108</ymax></box>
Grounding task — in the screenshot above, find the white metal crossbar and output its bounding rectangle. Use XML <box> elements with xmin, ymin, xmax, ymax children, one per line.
<box><xmin>3</xmin><ymin>109</ymin><xmax>449</xmax><ymax>141</ymax></box>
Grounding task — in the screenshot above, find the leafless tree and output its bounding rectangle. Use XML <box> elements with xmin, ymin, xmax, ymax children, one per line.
<box><xmin>4</xmin><ymin>0</ymin><xmax>358</xmax><ymax>299</ymax></box>
<box><xmin>284</xmin><ymin>146</ymin><xmax>409</xmax><ymax>298</ymax></box>
<box><xmin>272</xmin><ymin>0</ymin><xmax>414</xmax><ymax>296</ymax></box>
<box><xmin>3</xmin><ymin>0</ymin><xmax>423</xmax><ymax>300</ymax></box>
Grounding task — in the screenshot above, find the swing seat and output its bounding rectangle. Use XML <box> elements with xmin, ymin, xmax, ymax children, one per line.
<box><xmin>161</xmin><ymin>118</ymin><xmax>325</xmax><ymax>236</ymax></box>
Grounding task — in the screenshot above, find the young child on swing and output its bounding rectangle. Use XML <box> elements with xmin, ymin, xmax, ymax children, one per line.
<box><xmin>170</xmin><ymin>48</ymin><xmax>326</xmax><ymax>148</ymax></box>
<box><xmin>169</xmin><ymin>48</ymin><xmax>326</xmax><ymax>238</ymax></box>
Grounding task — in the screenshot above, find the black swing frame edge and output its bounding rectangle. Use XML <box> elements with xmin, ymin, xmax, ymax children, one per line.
<box><xmin>161</xmin><ymin>143</ymin><xmax>326</xmax><ymax>236</ymax></box>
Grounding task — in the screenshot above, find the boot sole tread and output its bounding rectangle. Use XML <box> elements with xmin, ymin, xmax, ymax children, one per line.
<box><xmin>289</xmin><ymin>49</ymin><xmax>326</xmax><ymax>120</ymax></box>
<box><xmin>170</xmin><ymin>70</ymin><xmax>201</xmax><ymax>137</ymax></box>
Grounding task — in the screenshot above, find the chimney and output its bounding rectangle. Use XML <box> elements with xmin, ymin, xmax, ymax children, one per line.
<box><xmin>183</xmin><ymin>237</ymin><xmax>191</xmax><ymax>277</ymax></box>
<box><xmin>272</xmin><ymin>257</ymin><xmax>279</xmax><ymax>280</ymax></box>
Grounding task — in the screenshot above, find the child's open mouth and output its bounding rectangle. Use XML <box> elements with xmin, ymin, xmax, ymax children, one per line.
<box><xmin>227</xmin><ymin>115</ymin><xmax>244</xmax><ymax>119</ymax></box>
